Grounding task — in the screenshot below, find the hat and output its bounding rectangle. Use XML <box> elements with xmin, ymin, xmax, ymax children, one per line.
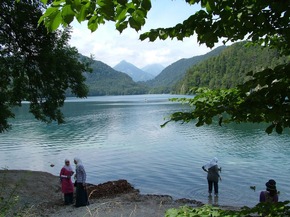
<box><xmin>265</xmin><ymin>179</ymin><xmax>276</xmax><ymax>191</ymax></box>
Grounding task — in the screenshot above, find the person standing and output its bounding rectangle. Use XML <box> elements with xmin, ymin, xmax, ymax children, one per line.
<box><xmin>260</xmin><ymin>179</ymin><xmax>278</xmax><ymax>203</ymax></box>
<box><xmin>202</xmin><ymin>157</ymin><xmax>221</xmax><ymax>197</ymax></box>
<box><xmin>60</xmin><ymin>159</ymin><xmax>74</xmax><ymax>205</ymax></box>
<box><xmin>74</xmin><ymin>157</ymin><xmax>89</xmax><ymax>207</ymax></box>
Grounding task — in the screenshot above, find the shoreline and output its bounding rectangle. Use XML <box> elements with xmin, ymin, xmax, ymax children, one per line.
<box><xmin>0</xmin><ymin>169</ymin><xmax>241</xmax><ymax>216</ymax></box>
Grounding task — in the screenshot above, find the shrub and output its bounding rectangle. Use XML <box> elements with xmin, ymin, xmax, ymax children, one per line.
<box><xmin>165</xmin><ymin>201</ymin><xmax>290</xmax><ymax>217</ymax></box>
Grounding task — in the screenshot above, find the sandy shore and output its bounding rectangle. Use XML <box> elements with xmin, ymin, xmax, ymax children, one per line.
<box><xmin>49</xmin><ymin>194</ymin><xmax>196</xmax><ymax>217</ymax></box>
<box><xmin>0</xmin><ymin>170</ymin><xmax>206</xmax><ymax>217</ymax></box>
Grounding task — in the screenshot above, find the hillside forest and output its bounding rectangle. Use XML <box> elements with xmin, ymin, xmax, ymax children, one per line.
<box><xmin>82</xmin><ymin>41</ymin><xmax>289</xmax><ymax>96</ymax></box>
<box><xmin>79</xmin><ymin>57</ymin><xmax>149</xmax><ymax>96</ymax></box>
<box><xmin>174</xmin><ymin>42</ymin><xmax>289</xmax><ymax>94</ymax></box>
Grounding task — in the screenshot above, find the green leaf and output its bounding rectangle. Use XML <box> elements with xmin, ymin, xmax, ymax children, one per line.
<box><xmin>50</xmin><ymin>11</ymin><xmax>62</xmax><ymax>31</ymax></box>
<box><xmin>257</xmin><ymin>13</ymin><xmax>266</xmax><ymax>24</ymax></box>
<box><xmin>275</xmin><ymin>124</ymin><xmax>283</xmax><ymax>134</ymax></box>
<box><xmin>43</xmin><ymin>6</ymin><xmax>60</xmax><ymax>17</ymax></box>
<box><xmin>76</xmin><ymin>4</ymin><xmax>89</xmax><ymax>22</ymax></box>
<box><xmin>116</xmin><ymin>21</ymin><xmax>128</xmax><ymax>33</ymax></box>
<box><xmin>237</xmin><ymin>12</ymin><xmax>243</xmax><ymax>20</ymax></box>
<box><xmin>132</xmin><ymin>9</ymin><xmax>146</xmax><ymax>25</ymax></box>
<box><xmin>139</xmin><ymin>32</ymin><xmax>148</xmax><ymax>40</ymax></box>
<box><xmin>185</xmin><ymin>0</ymin><xmax>200</xmax><ymax>4</ymax></box>
<box><xmin>141</xmin><ymin>0</ymin><xmax>151</xmax><ymax>11</ymax></box>
<box><xmin>218</xmin><ymin>117</ymin><xmax>223</xmax><ymax>126</ymax></box>
<box><xmin>40</xmin><ymin>0</ymin><xmax>48</xmax><ymax>4</ymax></box>
<box><xmin>117</xmin><ymin>0</ymin><xmax>128</xmax><ymax>6</ymax></box>
<box><xmin>88</xmin><ymin>16</ymin><xmax>99</xmax><ymax>32</ymax></box>
<box><xmin>205</xmin><ymin>1</ymin><xmax>212</xmax><ymax>13</ymax></box>
<box><xmin>38</xmin><ymin>15</ymin><xmax>45</xmax><ymax>26</ymax></box>
<box><xmin>200</xmin><ymin>0</ymin><xmax>206</xmax><ymax>8</ymax></box>
<box><xmin>116</xmin><ymin>6</ymin><xmax>127</xmax><ymax>22</ymax></box>
<box><xmin>128</xmin><ymin>17</ymin><xmax>141</xmax><ymax>31</ymax></box>
<box><xmin>196</xmin><ymin>119</ymin><xmax>204</xmax><ymax>127</ymax></box>
<box><xmin>62</xmin><ymin>5</ymin><xmax>75</xmax><ymax>24</ymax></box>
<box><xmin>98</xmin><ymin>0</ymin><xmax>115</xmax><ymax>20</ymax></box>
<box><xmin>265</xmin><ymin>124</ymin><xmax>275</xmax><ymax>134</ymax></box>
<box><xmin>159</xmin><ymin>30</ymin><xmax>168</xmax><ymax>40</ymax></box>
<box><xmin>71</xmin><ymin>0</ymin><xmax>83</xmax><ymax>11</ymax></box>
<box><xmin>205</xmin><ymin>117</ymin><xmax>212</xmax><ymax>125</ymax></box>
<box><xmin>148</xmin><ymin>31</ymin><xmax>158</xmax><ymax>41</ymax></box>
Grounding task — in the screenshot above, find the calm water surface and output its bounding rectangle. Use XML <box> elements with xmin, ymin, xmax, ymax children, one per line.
<box><xmin>0</xmin><ymin>94</ymin><xmax>289</xmax><ymax>207</ymax></box>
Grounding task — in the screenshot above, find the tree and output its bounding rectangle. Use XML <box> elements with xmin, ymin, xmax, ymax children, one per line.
<box><xmin>0</xmin><ymin>0</ymin><xmax>90</xmax><ymax>133</ymax></box>
<box><xmin>40</xmin><ymin>0</ymin><xmax>290</xmax><ymax>134</ymax></box>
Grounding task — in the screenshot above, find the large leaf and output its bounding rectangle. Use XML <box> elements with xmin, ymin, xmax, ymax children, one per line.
<box><xmin>62</xmin><ymin>5</ymin><xmax>75</xmax><ymax>24</ymax></box>
<box><xmin>88</xmin><ymin>16</ymin><xmax>99</xmax><ymax>32</ymax></box>
<box><xmin>49</xmin><ymin>11</ymin><xmax>62</xmax><ymax>31</ymax></box>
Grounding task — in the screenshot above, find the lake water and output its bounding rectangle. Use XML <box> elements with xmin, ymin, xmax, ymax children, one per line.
<box><xmin>0</xmin><ymin>94</ymin><xmax>289</xmax><ymax>207</ymax></box>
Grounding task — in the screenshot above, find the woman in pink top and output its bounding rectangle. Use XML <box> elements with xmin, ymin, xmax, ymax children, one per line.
<box><xmin>60</xmin><ymin>159</ymin><xmax>74</xmax><ymax>205</ymax></box>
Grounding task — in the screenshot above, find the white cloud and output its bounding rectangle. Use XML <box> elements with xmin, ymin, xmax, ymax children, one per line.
<box><xmin>69</xmin><ymin>2</ymin><xmax>222</xmax><ymax>68</ymax></box>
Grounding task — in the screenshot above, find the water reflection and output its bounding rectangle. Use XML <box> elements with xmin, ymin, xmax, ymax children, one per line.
<box><xmin>208</xmin><ymin>195</ymin><xmax>219</xmax><ymax>206</ymax></box>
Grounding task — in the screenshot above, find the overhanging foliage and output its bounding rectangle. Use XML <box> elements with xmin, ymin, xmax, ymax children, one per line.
<box><xmin>39</xmin><ymin>0</ymin><xmax>290</xmax><ymax>133</ymax></box>
<box><xmin>39</xmin><ymin>0</ymin><xmax>151</xmax><ymax>33</ymax></box>
<box><xmin>0</xmin><ymin>0</ymin><xmax>90</xmax><ymax>132</ymax></box>
<box><xmin>164</xmin><ymin>62</ymin><xmax>290</xmax><ymax>134</ymax></box>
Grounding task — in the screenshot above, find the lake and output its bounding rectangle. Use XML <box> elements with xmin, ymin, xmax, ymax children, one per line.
<box><xmin>0</xmin><ymin>94</ymin><xmax>289</xmax><ymax>207</ymax></box>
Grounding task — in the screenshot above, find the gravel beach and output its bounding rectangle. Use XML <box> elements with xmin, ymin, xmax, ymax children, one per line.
<box><xmin>0</xmin><ymin>170</ymin><xmax>205</xmax><ymax>217</ymax></box>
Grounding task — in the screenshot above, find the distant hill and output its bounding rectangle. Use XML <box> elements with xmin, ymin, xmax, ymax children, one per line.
<box><xmin>146</xmin><ymin>45</ymin><xmax>227</xmax><ymax>93</ymax></box>
<box><xmin>74</xmin><ymin>42</ymin><xmax>288</xmax><ymax>96</ymax></box>
<box><xmin>113</xmin><ymin>60</ymin><xmax>154</xmax><ymax>82</ymax></box>
<box><xmin>79</xmin><ymin>57</ymin><xmax>148</xmax><ymax>95</ymax></box>
<box><xmin>142</xmin><ymin>64</ymin><xmax>165</xmax><ymax>76</ymax></box>
<box><xmin>174</xmin><ymin>41</ymin><xmax>290</xmax><ymax>94</ymax></box>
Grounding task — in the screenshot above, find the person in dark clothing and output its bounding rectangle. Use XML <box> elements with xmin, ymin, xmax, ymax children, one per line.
<box><xmin>259</xmin><ymin>179</ymin><xmax>279</xmax><ymax>216</ymax></box>
<box><xmin>260</xmin><ymin>179</ymin><xmax>278</xmax><ymax>203</ymax></box>
<box><xmin>74</xmin><ymin>157</ymin><xmax>89</xmax><ymax>207</ymax></box>
<box><xmin>202</xmin><ymin>157</ymin><xmax>221</xmax><ymax>197</ymax></box>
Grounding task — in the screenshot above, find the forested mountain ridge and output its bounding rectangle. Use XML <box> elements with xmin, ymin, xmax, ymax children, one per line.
<box><xmin>79</xmin><ymin>57</ymin><xmax>148</xmax><ymax>96</ymax></box>
<box><xmin>145</xmin><ymin>45</ymin><xmax>227</xmax><ymax>93</ymax></box>
<box><xmin>174</xmin><ymin>42</ymin><xmax>290</xmax><ymax>94</ymax></box>
<box><xmin>75</xmin><ymin>41</ymin><xmax>289</xmax><ymax>96</ymax></box>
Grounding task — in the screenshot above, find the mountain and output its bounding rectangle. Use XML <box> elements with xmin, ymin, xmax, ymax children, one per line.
<box><xmin>113</xmin><ymin>60</ymin><xmax>154</xmax><ymax>82</ymax></box>
<box><xmin>142</xmin><ymin>64</ymin><xmax>165</xmax><ymax>76</ymax></box>
<box><xmin>145</xmin><ymin>45</ymin><xmax>227</xmax><ymax>93</ymax></box>
<box><xmin>79</xmin><ymin>56</ymin><xmax>148</xmax><ymax>95</ymax></box>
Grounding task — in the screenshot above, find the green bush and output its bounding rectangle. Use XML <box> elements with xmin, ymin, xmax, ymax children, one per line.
<box><xmin>165</xmin><ymin>201</ymin><xmax>290</xmax><ymax>217</ymax></box>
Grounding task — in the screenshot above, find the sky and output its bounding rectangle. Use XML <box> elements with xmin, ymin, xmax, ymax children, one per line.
<box><xmin>69</xmin><ymin>1</ymin><xmax>224</xmax><ymax>69</ymax></box>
